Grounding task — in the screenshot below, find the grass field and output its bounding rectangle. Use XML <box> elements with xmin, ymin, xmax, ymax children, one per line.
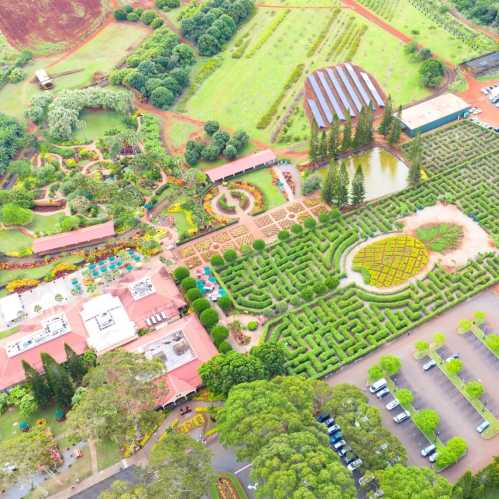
<box><xmin>181</xmin><ymin>4</ymin><xmax>430</xmax><ymax>144</ymax></box>
<box><xmin>95</xmin><ymin>439</ymin><xmax>121</xmax><ymax>471</ymax></box>
<box><xmin>0</xmin><ymin>255</ymin><xmax>84</xmax><ymax>287</ymax></box>
<box><xmin>168</xmin><ymin>118</ymin><xmax>200</xmax><ymax>149</ymax></box>
<box><xmin>74</xmin><ymin>111</ymin><xmax>127</xmax><ymax>142</ymax></box>
<box><xmin>0</xmin><ymin>229</ymin><xmax>32</xmax><ymax>254</ymax></box>
<box><xmin>238</xmin><ymin>169</ymin><xmax>286</xmax><ymax>209</ymax></box>
<box><xmin>29</xmin><ymin>213</ymin><xmax>65</xmax><ymax>235</ymax></box>
<box><xmin>47</xmin><ymin>22</ymin><xmax>150</xmax><ymax>89</ymax></box>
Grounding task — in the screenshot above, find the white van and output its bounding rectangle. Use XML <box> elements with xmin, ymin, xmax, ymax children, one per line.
<box><xmin>369</xmin><ymin>378</ymin><xmax>387</xmax><ymax>393</ymax></box>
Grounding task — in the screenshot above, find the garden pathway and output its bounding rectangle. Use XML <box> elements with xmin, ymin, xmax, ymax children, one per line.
<box><xmin>272</xmin><ymin>166</ymin><xmax>295</xmax><ymax>202</ymax></box>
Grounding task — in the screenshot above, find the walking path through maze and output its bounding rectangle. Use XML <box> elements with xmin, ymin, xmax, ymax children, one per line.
<box><xmin>215</xmin><ymin>122</ymin><xmax>499</xmax><ymax>378</ymax></box>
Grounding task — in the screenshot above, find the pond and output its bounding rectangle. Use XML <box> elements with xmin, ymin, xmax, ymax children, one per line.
<box><xmin>316</xmin><ymin>147</ymin><xmax>409</xmax><ymax>201</ymax></box>
<box><xmin>73</xmin><ymin>111</ymin><xmax>128</xmax><ymax>142</ymax></box>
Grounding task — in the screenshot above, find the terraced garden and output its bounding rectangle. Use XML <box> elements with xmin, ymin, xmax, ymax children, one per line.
<box><xmin>215</xmin><ymin>122</ymin><xmax>499</xmax><ymax>378</ymax></box>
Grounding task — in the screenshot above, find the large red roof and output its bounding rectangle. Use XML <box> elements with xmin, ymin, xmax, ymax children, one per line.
<box><xmin>206</xmin><ymin>149</ymin><xmax>276</xmax><ymax>182</ymax></box>
<box><xmin>33</xmin><ymin>220</ymin><xmax>115</xmax><ymax>254</ymax></box>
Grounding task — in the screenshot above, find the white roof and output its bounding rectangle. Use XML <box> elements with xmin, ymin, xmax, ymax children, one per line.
<box><xmin>400</xmin><ymin>93</ymin><xmax>470</xmax><ymax>130</ymax></box>
<box><xmin>81</xmin><ymin>293</ymin><xmax>136</xmax><ymax>353</ymax></box>
<box><xmin>0</xmin><ymin>293</ymin><xmax>24</xmax><ymax>325</ymax></box>
<box><xmin>128</xmin><ymin>277</ymin><xmax>155</xmax><ymax>301</ymax></box>
<box><xmin>35</xmin><ymin>69</ymin><xmax>51</xmax><ymax>84</ymax></box>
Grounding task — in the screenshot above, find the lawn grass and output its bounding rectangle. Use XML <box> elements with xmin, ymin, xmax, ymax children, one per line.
<box><xmin>47</xmin><ymin>22</ymin><xmax>150</xmax><ymax>89</ymax></box>
<box><xmin>0</xmin><ymin>326</ymin><xmax>19</xmax><ymax>339</ymax></box>
<box><xmin>210</xmin><ymin>472</ymin><xmax>249</xmax><ymax>499</ymax></box>
<box><xmin>238</xmin><ymin>168</ymin><xmax>286</xmax><ymax>210</ymax></box>
<box><xmin>0</xmin><ymin>229</ymin><xmax>33</xmax><ymax>254</ymax></box>
<box><xmin>168</xmin><ymin>118</ymin><xmax>200</xmax><ymax>149</ymax></box>
<box><xmin>95</xmin><ymin>439</ymin><xmax>121</xmax><ymax>471</ymax></box>
<box><xmin>0</xmin><ymin>405</ymin><xmax>68</xmax><ymax>442</ymax></box>
<box><xmin>0</xmin><ymin>255</ymin><xmax>84</xmax><ymax>287</ymax></box>
<box><xmin>29</xmin><ymin>213</ymin><xmax>65</xmax><ymax>235</ymax></box>
<box><xmin>74</xmin><ymin>110</ymin><xmax>128</xmax><ymax>142</ymax></box>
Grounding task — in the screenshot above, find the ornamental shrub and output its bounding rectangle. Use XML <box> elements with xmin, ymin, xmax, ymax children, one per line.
<box><xmin>114</xmin><ymin>9</ymin><xmax>127</xmax><ymax>20</ymax></box>
<box><xmin>218</xmin><ymin>296</ymin><xmax>232</xmax><ymax>313</ymax></box>
<box><xmin>224</xmin><ymin>249</ymin><xmax>237</xmax><ymax>262</ymax></box>
<box><xmin>212</xmin><ymin>325</ymin><xmax>229</xmax><ymax>346</ymax></box>
<box><xmin>278</xmin><ymin>230</ymin><xmax>290</xmax><ymax>241</ymax></box>
<box><xmin>291</xmin><ymin>223</ymin><xmax>303</xmax><ymax>235</ymax></box>
<box><xmin>174</xmin><ymin>266</ymin><xmax>190</xmax><ymax>282</ymax></box>
<box><xmin>218</xmin><ymin>340</ymin><xmax>233</xmax><ymax>353</ymax></box>
<box><xmin>300</xmin><ymin>287</ymin><xmax>313</xmax><ymax>302</ymax></box>
<box><xmin>211</xmin><ymin>255</ymin><xmax>224</xmax><ymax>267</ymax></box>
<box><xmin>304</xmin><ymin>217</ymin><xmax>317</xmax><ymax>230</ymax></box>
<box><xmin>181</xmin><ymin>276</ymin><xmax>196</xmax><ymax>292</ymax></box>
<box><xmin>313</xmin><ymin>282</ymin><xmax>327</xmax><ymax>295</ymax></box>
<box><xmin>325</xmin><ymin>276</ymin><xmax>339</xmax><ymax>290</ymax></box>
<box><xmin>253</xmin><ymin>239</ymin><xmax>265</xmax><ymax>251</ymax></box>
<box><xmin>192</xmin><ymin>298</ymin><xmax>210</xmax><ymax>314</ymax></box>
<box><xmin>247</xmin><ymin>321</ymin><xmax>258</xmax><ymax>331</ymax></box>
<box><xmin>319</xmin><ymin>212</ymin><xmax>330</xmax><ymax>224</ymax></box>
<box><xmin>200</xmin><ymin>308</ymin><xmax>219</xmax><ymax>329</ymax></box>
<box><xmin>140</xmin><ymin>10</ymin><xmax>157</xmax><ymax>24</ymax></box>
<box><xmin>186</xmin><ymin>288</ymin><xmax>202</xmax><ymax>302</ymax></box>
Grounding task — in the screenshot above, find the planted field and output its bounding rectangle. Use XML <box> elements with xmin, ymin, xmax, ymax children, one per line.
<box><xmin>416</xmin><ymin>223</ymin><xmax>463</xmax><ymax>253</ymax></box>
<box><xmin>216</xmin><ymin>123</ymin><xmax>499</xmax><ymax>378</ymax></box>
<box><xmin>352</xmin><ymin>235</ymin><xmax>429</xmax><ymax>287</ymax></box>
<box><xmin>0</xmin><ymin>0</ymin><xmax>105</xmax><ymax>52</ymax></box>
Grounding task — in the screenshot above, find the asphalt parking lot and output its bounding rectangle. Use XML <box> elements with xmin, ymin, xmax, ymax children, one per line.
<box><xmin>327</xmin><ymin>287</ymin><xmax>499</xmax><ymax>481</ymax></box>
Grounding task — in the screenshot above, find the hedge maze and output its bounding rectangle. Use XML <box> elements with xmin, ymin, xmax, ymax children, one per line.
<box><xmin>216</xmin><ymin>123</ymin><xmax>499</xmax><ymax>378</ymax></box>
<box><xmin>401</xmin><ymin>121</ymin><xmax>499</xmax><ymax>174</ymax></box>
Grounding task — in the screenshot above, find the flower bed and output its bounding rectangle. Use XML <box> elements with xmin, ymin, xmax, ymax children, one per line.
<box><xmin>228</xmin><ymin>181</ymin><xmax>264</xmax><ymax>214</ymax></box>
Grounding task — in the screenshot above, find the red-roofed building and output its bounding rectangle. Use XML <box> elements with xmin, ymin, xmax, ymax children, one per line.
<box><xmin>206</xmin><ymin>149</ymin><xmax>277</xmax><ymax>183</ymax></box>
<box><xmin>0</xmin><ymin>259</ymin><xmax>196</xmax><ymax>392</ymax></box>
<box><xmin>124</xmin><ymin>314</ymin><xmax>218</xmax><ymax>406</ymax></box>
<box><xmin>33</xmin><ymin>220</ymin><xmax>115</xmax><ymax>255</ymax></box>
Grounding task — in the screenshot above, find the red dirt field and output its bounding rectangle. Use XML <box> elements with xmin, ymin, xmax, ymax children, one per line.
<box><xmin>0</xmin><ymin>0</ymin><xmax>107</xmax><ymax>50</ymax></box>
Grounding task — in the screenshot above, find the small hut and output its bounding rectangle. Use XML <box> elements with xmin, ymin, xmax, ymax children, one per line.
<box><xmin>35</xmin><ymin>69</ymin><xmax>54</xmax><ymax>90</ymax></box>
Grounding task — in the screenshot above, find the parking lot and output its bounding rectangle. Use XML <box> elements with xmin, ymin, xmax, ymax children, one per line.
<box><xmin>327</xmin><ymin>286</ymin><xmax>499</xmax><ymax>481</ymax></box>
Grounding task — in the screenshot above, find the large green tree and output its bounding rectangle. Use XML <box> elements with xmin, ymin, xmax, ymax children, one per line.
<box><xmin>22</xmin><ymin>361</ymin><xmax>52</xmax><ymax>408</ymax></box>
<box><xmin>379</xmin><ymin>95</ymin><xmax>393</xmax><ymax>136</ymax></box>
<box><xmin>41</xmin><ymin>352</ymin><xmax>74</xmax><ymax>408</ymax></box>
<box><xmin>64</xmin><ymin>343</ymin><xmax>88</xmax><ymax>385</ymax></box>
<box><xmin>251</xmin><ymin>431</ymin><xmax>356</xmax><ymax>499</ymax></box>
<box><xmin>413</xmin><ymin>408</ymin><xmax>440</xmax><ymax>436</ymax></box>
<box><xmin>337</xmin><ymin>161</ymin><xmax>349</xmax><ymax>208</ymax></box>
<box><xmin>66</xmin><ymin>350</ymin><xmax>164</xmax><ymax>445</ymax></box>
<box><xmin>199</xmin><ymin>351</ymin><xmax>266</xmax><ymax>397</ymax></box>
<box><xmin>217</xmin><ymin>376</ymin><xmax>320</xmax><ymax>460</ymax></box>
<box><xmin>376</xmin><ymin>464</ymin><xmax>453</xmax><ymax>498</ymax></box>
<box><xmin>351</xmin><ymin>164</ymin><xmax>365</xmax><ymax>205</ymax></box>
<box><xmin>1</xmin><ymin>203</ymin><xmax>33</xmax><ymax>226</ymax></box>
<box><xmin>408</xmin><ymin>132</ymin><xmax>423</xmax><ymax>187</ymax></box>
<box><xmin>0</xmin><ymin>112</ymin><xmax>26</xmax><ymax>176</ymax></box>
<box><xmin>250</xmin><ymin>342</ymin><xmax>288</xmax><ymax>378</ymax></box>
<box><xmin>321</xmin><ymin>161</ymin><xmax>337</xmax><ymax>205</ymax></box>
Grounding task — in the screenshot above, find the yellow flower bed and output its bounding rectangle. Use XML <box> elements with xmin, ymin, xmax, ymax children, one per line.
<box><xmin>176</xmin><ymin>413</ymin><xmax>205</xmax><ymax>433</ymax></box>
<box><xmin>167</xmin><ymin>203</ymin><xmax>197</xmax><ymax>236</ymax></box>
<box><xmin>353</xmin><ymin>235</ymin><xmax>429</xmax><ymax>288</ymax></box>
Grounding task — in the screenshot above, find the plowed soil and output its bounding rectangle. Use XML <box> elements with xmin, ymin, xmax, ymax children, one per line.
<box><xmin>0</xmin><ymin>0</ymin><xmax>106</xmax><ymax>50</ymax></box>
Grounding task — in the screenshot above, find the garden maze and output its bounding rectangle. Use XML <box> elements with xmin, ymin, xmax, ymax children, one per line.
<box><xmin>216</xmin><ymin>122</ymin><xmax>499</xmax><ymax>378</ymax></box>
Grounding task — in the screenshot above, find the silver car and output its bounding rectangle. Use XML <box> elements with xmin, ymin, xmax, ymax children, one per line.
<box><xmin>421</xmin><ymin>444</ymin><xmax>436</xmax><ymax>457</ymax></box>
<box><xmin>385</xmin><ymin>399</ymin><xmax>400</xmax><ymax>411</ymax></box>
<box><xmin>476</xmin><ymin>420</ymin><xmax>490</xmax><ymax>434</ymax></box>
<box><xmin>393</xmin><ymin>410</ymin><xmax>410</xmax><ymax>423</ymax></box>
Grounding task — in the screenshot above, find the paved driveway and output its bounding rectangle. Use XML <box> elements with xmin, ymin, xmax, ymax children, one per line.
<box><xmin>326</xmin><ymin>287</ymin><xmax>499</xmax><ymax>482</ymax></box>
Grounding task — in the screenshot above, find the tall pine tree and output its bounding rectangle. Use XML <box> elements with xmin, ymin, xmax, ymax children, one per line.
<box><xmin>351</xmin><ymin>165</ymin><xmax>365</xmax><ymax>205</ymax></box>
<box><xmin>341</xmin><ymin>115</ymin><xmax>352</xmax><ymax>152</ymax></box>
<box><xmin>22</xmin><ymin>361</ymin><xmax>52</xmax><ymax>408</ymax></box>
<box><xmin>41</xmin><ymin>352</ymin><xmax>74</xmax><ymax>408</ymax></box>
<box><xmin>338</xmin><ymin>161</ymin><xmax>350</xmax><ymax>208</ymax></box>
<box><xmin>389</xmin><ymin>105</ymin><xmax>402</xmax><ymax>145</ymax></box>
<box><xmin>378</xmin><ymin>95</ymin><xmax>393</xmax><ymax>136</ymax></box>
<box><xmin>318</xmin><ymin>130</ymin><xmax>328</xmax><ymax>162</ymax></box>
<box><xmin>353</xmin><ymin>108</ymin><xmax>365</xmax><ymax>148</ymax></box>
<box><xmin>328</xmin><ymin>116</ymin><xmax>340</xmax><ymax>159</ymax></box>
<box><xmin>321</xmin><ymin>161</ymin><xmax>337</xmax><ymax>205</ymax></box>
<box><xmin>309</xmin><ymin>125</ymin><xmax>319</xmax><ymax>163</ymax></box>
<box><xmin>408</xmin><ymin>132</ymin><xmax>423</xmax><ymax>186</ymax></box>
<box><xmin>366</xmin><ymin>104</ymin><xmax>374</xmax><ymax>144</ymax></box>
<box><xmin>64</xmin><ymin>343</ymin><xmax>87</xmax><ymax>385</ymax></box>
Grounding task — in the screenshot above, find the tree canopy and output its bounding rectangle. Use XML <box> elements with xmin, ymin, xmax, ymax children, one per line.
<box><xmin>0</xmin><ymin>112</ymin><xmax>26</xmax><ymax>176</ymax></box>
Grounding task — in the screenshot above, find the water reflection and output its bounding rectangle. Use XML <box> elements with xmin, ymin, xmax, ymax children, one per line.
<box><xmin>317</xmin><ymin>148</ymin><xmax>409</xmax><ymax>201</ymax></box>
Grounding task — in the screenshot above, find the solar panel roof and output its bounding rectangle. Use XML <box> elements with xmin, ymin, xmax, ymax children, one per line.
<box><xmin>336</xmin><ymin>65</ymin><xmax>362</xmax><ymax>113</ymax></box>
<box><xmin>360</xmin><ymin>72</ymin><xmax>384</xmax><ymax>108</ymax></box>
<box><xmin>317</xmin><ymin>71</ymin><xmax>345</xmax><ymax>121</ymax></box>
<box><xmin>307</xmin><ymin>99</ymin><xmax>326</xmax><ymax>128</ymax></box>
<box><xmin>326</xmin><ymin>67</ymin><xmax>355</xmax><ymax>117</ymax></box>
<box><xmin>308</xmin><ymin>74</ymin><xmax>333</xmax><ymax>123</ymax></box>
<box><xmin>346</xmin><ymin>63</ymin><xmax>371</xmax><ymax>107</ymax></box>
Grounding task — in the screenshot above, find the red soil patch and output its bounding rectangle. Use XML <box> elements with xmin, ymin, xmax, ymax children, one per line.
<box><xmin>0</xmin><ymin>0</ymin><xmax>107</xmax><ymax>50</ymax></box>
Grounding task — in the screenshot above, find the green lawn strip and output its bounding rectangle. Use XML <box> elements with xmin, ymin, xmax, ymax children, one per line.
<box><xmin>95</xmin><ymin>439</ymin><xmax>122</xmax><ymax>471</ymax></box>
<box><xmin>238</xmin><ymin>169</ymin><xmax>286</xmax><ymax>210</ymax></box>
<box><xmin>0</xmin><ymin>326</ymin><xmax>19</xmax><ymax>339</ymax></box>
<box><xmin>0</xmin><ymin>255</ymin><xmax>84</xmax><ymax>287</ymax></box>
<box><xmin>0</xmin><ymin>229</ymin><xmax>33</xmax><ymax>254</ymax></box>
<box><xmin>29</xmin><ymin>213</ymin><xmax>65</xmax><ymax>236</ymax></box>
<box><xmin>0</xmin><ymin>405</ymin><xmax>68</xmax><ymax>441</ymax></box>
<box><xmin>209</xmin><ymin>472</ymin><xmax>249</xmax><ymax>499</ymax></box>
<box><xmin>428</xmin><ymin>350</ymin><xmax>499</xmax><ymax>439</ymax></box>
<box><xmin>168</xmin><ymin>119</ymin><xmax>199</xmax><ymax>149</ymax></box>
<box><xmin>469</xmin><ymin>325</ymin><xmax>499</xmax><ymax>360</ymax></box>
<box><xmin>74</xmin><ymin>111</ymin><xmax>128</xmax><ymax>142</ymax></box>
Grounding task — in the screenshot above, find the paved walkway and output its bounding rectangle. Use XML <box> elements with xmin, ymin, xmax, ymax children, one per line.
<box><xmin>272</xmin><ymin>166</ymin><xmax>295</xmax><ymax>202</ymax></box>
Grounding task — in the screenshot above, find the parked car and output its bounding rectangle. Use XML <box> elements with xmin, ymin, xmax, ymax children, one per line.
<box><xmin>338</xmin><ymin>446</ymin><xmax>350</xmax><ymax>457</ymax></box>
<box><xmin>327</xmin><ymin>424</ymin><xmax>340</xmax><ymax>434</ymax></box>
<box><xmin>386</xmin><ymin>398</ymin><xmax>400</xmax><ymax>411</ymax></box>
<box><xmin>347</xmin><ymin>458</ymin><xmax>363</xmax><ymax>471</ymax></box>
<box><xmin>343</xmin><ymin>451</ymin><xmax>358</xmax><ymax>465</ymax></box>
<box><xmin>369</xmin><ymin>378</ymin><xmax>387</xmax><ymax>393</ymax></box>
<box><xmin>376</xmin><ymin>387</ymin><xmax>390</xmax><ymax>399</ymax></box>
<box><xmin>358</xmin><ymin>473</ymin><xmax>375</xmax><ymax>487</ymax></box>
<box><xmin>423</xmin><ymin>359</ymin><xmax>436</xmax><ymax>371</ymax></box>
<box><xmin>324</xmin><ymin>417</ymin><xmax>335</xmax><ymax>427</ymax></box>
<box><xmin>421</xmin><ymin>444</ymin><xmax>436</xmax><ymax>457</ymax></box>
<box><xmin>333</xmin><ymin>439</ymin><xmax>346</xmax><ymax>450</ymax></box>
<box><xmin>445</xmin><ymin>354</ymin><xmax>459</xmax><ymax>362</ymax></box>
<box><xmin>329</xmin><ymin>431</ymin><xmax>343</xmax><ymax>444</ymax></box>
<box><xmin>429</xmin><ymin>452</ymin><xmax>438</xmax><ymax>463</ymax></box>
<box><xmin>393</xmin><ymin>410</ymin><xmax>411</xmax><ymax>423</ymax></box>
<box><xmin>316</xmin><ymin>413</ymin><xmax>330</xmax><ymax>423</ymax></box>
<box><xmin>476</xmin><ymin>420</ymin><xmax>490</xmax><ymax>434</ymax></box>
